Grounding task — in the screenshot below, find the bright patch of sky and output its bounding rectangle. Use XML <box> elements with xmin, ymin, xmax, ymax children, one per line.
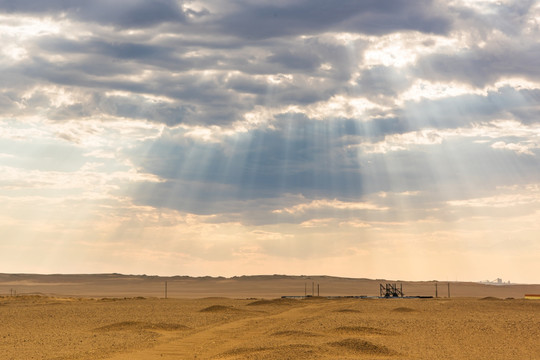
<box><xmin>1</xmin><ymin>0</ymin><xmax>539</xmax><ymax>283</ymax></box>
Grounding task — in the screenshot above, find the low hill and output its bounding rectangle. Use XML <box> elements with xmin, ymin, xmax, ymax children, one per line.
<box><xmin>1</xmin><ymin>273</ymin><xmax>538</xmax><ymax>299</ymax></box>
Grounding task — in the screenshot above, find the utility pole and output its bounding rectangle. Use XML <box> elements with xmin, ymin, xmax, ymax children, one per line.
<box><xmin>435</xmin><ymin>282</ymin><xmax>438</xmax><ymax>298</ymax></box>
<box><xmin>448</xmin><ymin>282</ymin><xmax>450</xmax><ymax>298</ymax></box>
<box><xmin>165</xmin><ymin>281</ymin><xmax>168</xmax><ymax>299</ymax></box>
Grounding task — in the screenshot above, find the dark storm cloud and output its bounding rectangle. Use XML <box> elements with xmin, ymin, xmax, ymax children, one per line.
<box><xmin>9</xmin><ymin>33</ymin><xmax>358</xmax><ymax>125</ymax></box>
<box><xmin>2</xmin><ymin>0</ymin><xmax>538</xmax><ymax>129</ymax></box>
<box><xmin>276</xmin><ymin>87</ymin><xmax>540</xmax><ymax>143</ymax></box>
<box><xmin>0</xmin><ymin>0</ymin><xmax>458</xmax><ymax>127</ymax></box>
<box><xmin>2</xmin><ymin>0</ymin><xmax>540</xmax><ymax>226</ymax></box>
<box><xmin>126</xmin><ymin>113</ymin><xmax>540</xmax><ymax>224</ymax></box>
<box><xmin>355</xmin><ymin>65</ymin><xmax>412</xmax><ymax>104</ymax></box>
<box><xmin>330</xmin><ymin>86</ymin><xmax>540</xmax><ymax>139</ymax></box>
<box><xmin>401</xmin><ymin>87</ymin><xmax>540</xmax><ymax>129</ymax></box>
<box><xmin>0</xmin><ymin>93</ymin><xmax>18</xmax><ymax>114</ymax></box>
<box><xmin>0</xmin><ymin>0</ymin><xmax>452</xmax><ymax>36</ymax></box>
<box><xmin>416</xmin><ymin>41</ymin><xmax>540</xmax><ymax>87</ymax></box>
<box><xmin>464</xmin><ymin>0</ymin><xmax>537</xmax><ymax>36</ymax></box>
<box><xmin>47</xmin><ymin>93</ymin><xmax>194</xmax><ymax>126</ymax></box>
<box><xmin>128</xmin><ymin>117</ymin><xmax>366</xmax><ymax>211</ymax></box>
<box><xmin>400</xmin><ymin>1</ymin><xmax>540</xmax><ymax>87</ymax></box>
<box><xmin>0</xmin><ymin>0</ymin><xmax>188</xmax><ymax>28</ymax></box>
<box><xmin>38</xmin><ymin>37</ymin><xmax>178</xmax><ymax>61</ymax></box>
<box><xmin>226</xmin><ymin>75</ymin><xmax>269</xmax><ymax>95</ymax></box>
<box><xmin>31</xmin><ymin>36</ymin><xmax>223</xmax><ymax>75</ymax></box>
<box><xmin>214</xmin><ymin>0</ymin><xmax>452</xmax><ymax>40</ymax></box>
<box><xmin>14</xmin><ymin>56</ymin><xmax>249</xmax><ymax>125</ymax></box>
<box><xmin>266</xmin><ymin>49</ymin><xmax>322</xmax><ymax>71</ymax></box>
<box><xmin>22</xmin><ymin>55</ymin><xmax>134</xmax><ymax>81</ymax></box>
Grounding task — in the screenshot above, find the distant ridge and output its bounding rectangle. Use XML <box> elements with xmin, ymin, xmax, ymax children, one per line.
<box><xmin>0</xmin><ymin>273</ymin><xmax>537</xmax><ymax>284</ymax></box>
<box><xmin>1</xmin><ymin>273</ymin><xmax>539</xmax><ymax>299</ymax></box>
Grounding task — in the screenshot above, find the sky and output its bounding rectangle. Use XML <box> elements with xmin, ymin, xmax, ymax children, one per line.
<box><xmin>1</xmin><ymin>0</ymin><xmax>539</xmax><ymax>283</ymax></box>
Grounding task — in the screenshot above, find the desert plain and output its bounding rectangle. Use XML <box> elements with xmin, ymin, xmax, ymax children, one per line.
<box><xmin>1</xmin><ymin>274</ymin><xmax>539</xmax><ymax>359</ymax></box>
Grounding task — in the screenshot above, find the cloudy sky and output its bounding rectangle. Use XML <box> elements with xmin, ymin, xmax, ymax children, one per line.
<box><xmin>1</xmin><ymin>0</ymin><xmax>539</xmax><ymax>283</ymax></box>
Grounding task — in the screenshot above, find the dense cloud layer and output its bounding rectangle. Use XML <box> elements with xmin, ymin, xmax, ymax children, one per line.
<box><xmin>0</xmin><ymin>0</ymin><xmax>188</xmax><ymax>27</ymax></box>
<box><xmin>212</xmin><ymin>0</ymin><xmax>453</xmax><ymax>39</ymax></box>
<box><xmin>1</xmin><ymin>0</ymin><xmax>540</xmax><ymax>280</ymax></box>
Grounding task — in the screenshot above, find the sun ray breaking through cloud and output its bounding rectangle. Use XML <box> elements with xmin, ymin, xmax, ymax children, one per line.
<box><xmin>0</xmin><ymin>0</ymin><xmax>539</xmax><ymax>283</ymax></box>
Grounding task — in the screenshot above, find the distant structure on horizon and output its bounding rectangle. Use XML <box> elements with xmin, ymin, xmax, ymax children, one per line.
<box><xmin>379</xmin><ymin>283</ymin><xmax>404</xmax><ymax>298</ymax></box>
<box><xmin>480</xmin><ymin>278</ymin><xmax>511</xmax><ymax>285</ymax></box>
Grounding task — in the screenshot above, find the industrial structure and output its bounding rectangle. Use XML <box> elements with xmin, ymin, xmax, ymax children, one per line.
<box><xmin>379</xmin><ymin>283</ymin><xmax>404</xmax><ymax>298</ymax></box>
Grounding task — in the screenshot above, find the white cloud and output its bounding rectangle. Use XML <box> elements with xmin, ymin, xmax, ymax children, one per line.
<box><xmin>353</xmin><ymin>119</ymin><xmax>540</xmax><ymax>154</ymax></box>
<box><xmin>399</xmin><ymin>79</ymin><xmax>484</xmax><ymax>102</ymax></box>
<box><xmin>0</xmin><ymin>164</ymin><xmax>162</xmax><ymax>194</ymax></box>
<box><xmin>491</xmin><ymin>141</ymin><xmax>536</xmax><ymax>155</ymax></box>
<box><xmin>447</xmin><ymin>183</ymin><xmax>540</xmax><ymax>208</ymax></box>
<box><xmin>354</xmin><ymin>129</ymin><xmax>444</xmax><ymax>154</ymax></box>
<box><xmin>300</xmin><ymin>218</ymin><xmax>333</xmax><ymax>228</ymax></box>
<box><xmin>273</xmin><ymin>198</ymin><xmax>388</xmax><ymax>215</ymax></box>
<box><xmin>362</xmin><ymin>32</ymin><xmax>458</xmax><ymax>68</ymax></box>
<box><xmin>302</xmin><ymin>95</ymin><xmax>388</xmax><ymax>120</ymax></box>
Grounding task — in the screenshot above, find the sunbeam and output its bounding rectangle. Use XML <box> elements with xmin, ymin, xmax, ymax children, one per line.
<box><xmin>1</xmin><ymin>0</ymin><xmax>539</xmax><ymax>283</ymax></box>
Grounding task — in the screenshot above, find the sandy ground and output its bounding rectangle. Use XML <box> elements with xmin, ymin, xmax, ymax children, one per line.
<box><xmin>1</xmin><ymin>274</ymin><xmax>539</xmax><ymax>359</ymax></box>
<box><xmin>1</xmin><ymin>295</ymin><xmax>539</xmax><ymax>359</ymax></box>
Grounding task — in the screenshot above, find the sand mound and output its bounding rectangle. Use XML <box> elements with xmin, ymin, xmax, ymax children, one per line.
<box><xmin>95</xmin><ymin>321</ymin><xmax>189</xmax><ymax>332</ymax></box>
<box><xmin>96</xmin><ymin>321</ymin><xmax>142</xmax><ymax>331</ymax></box>
<box><xmin>220</xmin><ymin>346</ymin><xmax>270</xmax><ymax>356</ymax></box>
<box><xmin>247</xmin><ymin>298</ymin><xmax>298</xmax><ymax>306</ymax></box>
<box><xmin>329</xmin><ymin>338</ymin><xmax>394</xmax><ymax>355</ymax></box>
<box><xmin>271</xmin><ymin>330</ymin><xmax>320</xmax><ymax>337</ymax></box>
<box><xmin>334</xmin><ymin>326</ymin><xmax>399</xmax><ymax>336</ymax></box>
<box><xmin>265</xmin><ymin>344</ymin><xmax>316</xmax><ymax>358</ymax></box>
<box><xmin>144</xmin><ymin>322</ymin><xmax>190</xmax><ymax>331</ymax></box>
<box><xmin>480</xmin><ymin>296</ymin><xmax>500</xmax><ymax>301</ymax></box>
<box><xmin>221</xmin><ymin>344</ymin><xmax>315</xmax><ymax>358</ymax></box>
<box><xmin>199</xmin><ymin>305</ymin><xmax>239</xmax><ymax>312</ymax></box>
<box><xmin>392</xmin><ymin>306</ymin><xmax>417</xmax><ymax>313</ymax></box>
<box><xmin>334</xmin><ymin>308</ymin><xmax>361</xmax><ymax>313</ymax></box>
<box><xmin>200</xmin><ymin>297</ymin><xmax>230</xmax><ymax>300</ymax></box>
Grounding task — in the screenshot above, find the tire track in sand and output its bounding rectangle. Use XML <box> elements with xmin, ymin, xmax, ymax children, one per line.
<box><xmin>104</xmin><ymin>302</ymin><xmax>317</xmax><ymax>360</ymax></box>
